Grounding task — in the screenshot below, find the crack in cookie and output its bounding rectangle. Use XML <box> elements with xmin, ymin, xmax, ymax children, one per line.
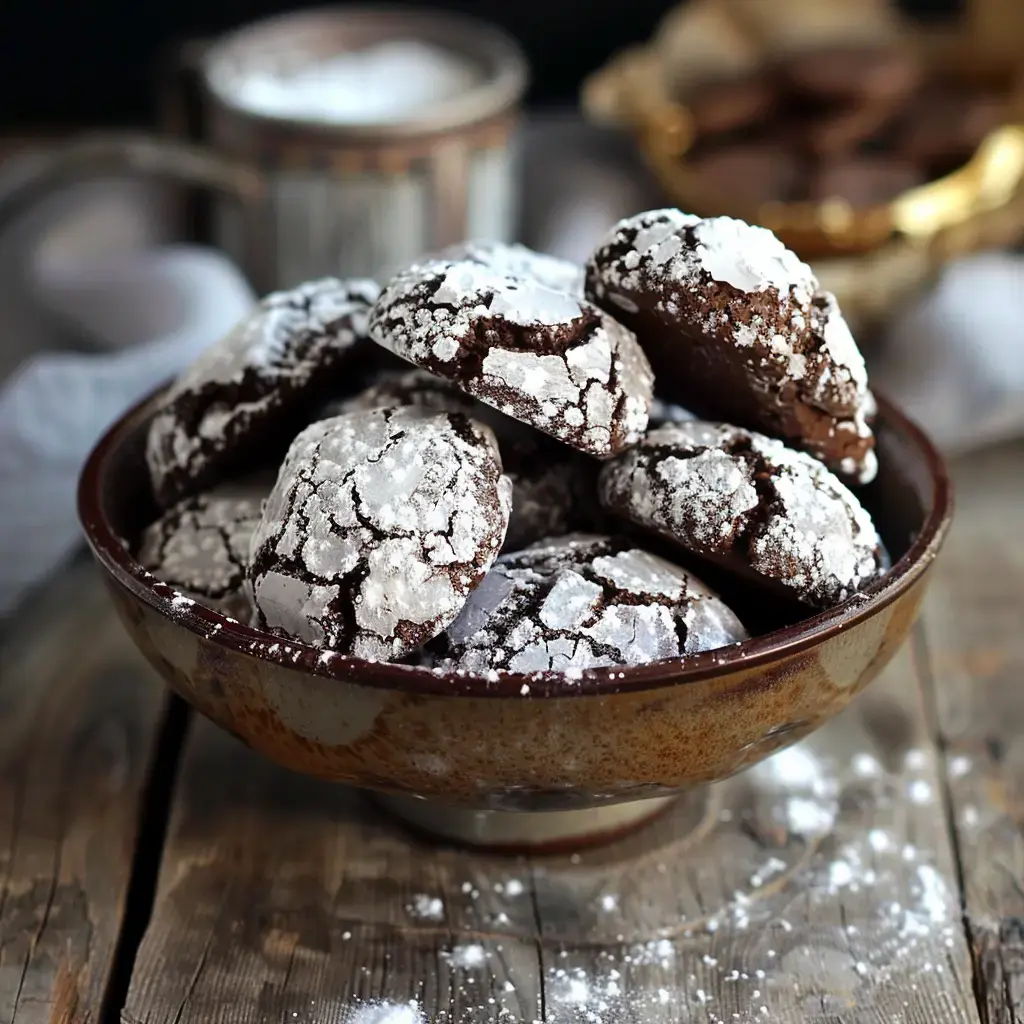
<box><xmin>367</xmin><ymin>258</ymin><xmax>653</xmax><ymax>458</ymax></box>
<box><xmin>147</xmin><ymin>277</ymin><xmax>380</xmax><ymax>507</ymax></box>
<box><xmin>429</xmin><ymin>534</ymin><xmax>747</xmax><ymax>674</ymax></box>
<box><xmin>319</xmin><ymin>368</ymin><xmax>602</xmax><ymax>550</ymax></box>
<box><xmin>599</xmin><ymin>421</ymin><xmax>883</xmax><ymax>608</ymax></box>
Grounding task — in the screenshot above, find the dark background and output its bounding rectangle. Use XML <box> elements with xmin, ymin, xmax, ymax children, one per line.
<box><xmin>0</xmin><ymin>0</ymin><xmax>962</xmax><ymax>127</ymax></box>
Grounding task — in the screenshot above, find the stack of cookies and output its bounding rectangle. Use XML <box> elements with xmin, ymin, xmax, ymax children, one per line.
<box><xmin>137</xmin><ymin>210</ymin><xmax>885</xmax><ymax>676</ymax></box>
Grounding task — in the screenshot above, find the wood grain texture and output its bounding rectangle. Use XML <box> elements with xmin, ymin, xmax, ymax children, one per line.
<box><xmin>921</xmin><ymin>442</ymin><xmax>1024</xmax><ymax>1024</ymax></box>
<box><xmin>123</xmin><ymin>637</ymin><xmax>978</xmax><ymax>1023</ymax></box>
<box><xmin>0</xmin><ymin>560</ymin><xmax>169</xmax><ymax>1024</ymax></box>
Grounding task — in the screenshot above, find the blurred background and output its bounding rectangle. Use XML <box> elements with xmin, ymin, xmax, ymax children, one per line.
<box><xmin>1</xmin><ymin>0</ymin><xmax>1023</xmax><ymax>615</ymax></box>
<box><xmin>0</xmin><ymin>0</ymin><xmax>961</xmax><ymax>124</ymax></box>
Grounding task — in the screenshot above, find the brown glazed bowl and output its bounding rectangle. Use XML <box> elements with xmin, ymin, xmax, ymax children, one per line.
<box><xmin>78</xmin><ymin>386</ymin><xmax>951</xmax><ymax>849</ymax></box>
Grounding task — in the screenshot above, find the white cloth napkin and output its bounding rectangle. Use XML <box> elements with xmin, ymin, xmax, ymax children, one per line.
<box><xmin>0</xmin><ymin>246</ymin><xmax>254</xmax><ymax>615</ymax></box>
<box><xmin>871</xmin><ymin>253</ymin><xmax>1024</xmax><ymax>455</ymax></box>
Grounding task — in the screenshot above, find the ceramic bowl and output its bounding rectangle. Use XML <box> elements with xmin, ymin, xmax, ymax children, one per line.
<box><xmin>78</xmin><ymin>386</ymin><xmax>951</xmax><ymax>849</ymax></box>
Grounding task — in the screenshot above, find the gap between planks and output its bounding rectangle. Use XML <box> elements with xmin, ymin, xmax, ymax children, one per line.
<box><xmin>0</xmin><ymin>560</ymin><xmax>183</xmax><ymax>1024</ymax></box>
<box><xmin>917</xmin><ymin>442</ymin><xmax>1024</xmax><ymax>1024</ymax></box>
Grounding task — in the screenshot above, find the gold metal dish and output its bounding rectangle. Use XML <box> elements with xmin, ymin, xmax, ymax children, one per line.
<box><xmin>582</xmin><ymin>2</ymin><xmax>1024</xmax><ymax>326</ymax></box>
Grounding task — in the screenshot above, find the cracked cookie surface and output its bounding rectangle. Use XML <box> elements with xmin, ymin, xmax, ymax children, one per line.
<box><xmin>248</xmin><ymin>406</ymin><xmax>512</xmax><ymax>660</ymax></box>
<box><xmin>584</xmin><ymin>209</ymin><xmax>876</xmax><ymax>482</ymax></box>
<box><xmin>430</xmin><ymin>534</ymin><xmax>747</xmax><ymax>674</ymax></box>
<box><xmin>146</xmin><ymin>277</ymin><xmax>379</xmax><ymax>507</ymax></box>
<box><xmin>367</xmin><ymin>257</ymin><xmax>653</xmax><ymax>458</ymax></box>
<box><xmin>599</xmin><ymin>421</ymin><xmax>882</xmax><ymax>608</ymax></box>
<box><xmin>138</xmin><ymin>476</ymin><xmax>270</xmax><ymax>620</ymax></box>
<box><xmin>439</xmin><ymin>240</ymin><xmax>585</xmax><ymax>297</ymax></box>
<box><xmin>323</xmin><ymin>369</ymin><xmax>601</xmax><ymax>550</ymax></box>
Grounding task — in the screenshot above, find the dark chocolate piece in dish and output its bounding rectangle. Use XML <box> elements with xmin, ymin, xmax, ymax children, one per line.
<box><xmin>809</xmin><ymin>156</ymin><xmax>924</xmax><ymax>206</ymax></box>
<box><xmin>686</xmin><ymin>143</ymin><xmax>805</xmax><ymax>206</ymax></box>
<box><xmin>687</xmin><ymin>73</ymin><xmax>779</xmax><ymax>137</ymax></box>
<box><xmin>781</xmin><ymin>45</ymin><xmax>922</xmax><ymax>106</ymax></box>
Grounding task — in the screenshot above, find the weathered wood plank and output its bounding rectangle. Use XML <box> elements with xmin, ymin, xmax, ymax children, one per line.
<box><xmin>921</xmin><ymin>441</ymin><xmax>1024</xmax><ymax>1024</ymax></box>
<box><xmin>0</xmin><ymin>560</ymin><xmax>170</xmax><ymax>1024</ymax></box>
<box><xmin>531</xmin><ymin>638</ymin><xmax>979</xmax><ymax>1023</ymax></box>
<box><xmin>122</xmin><ymin>720</ymin><xmax>546</xmax><ymax>1024</ymax></box>
<box><xmin>124</xmin><ymin>633</ymin><xmax>977</xmax><ymax>1022</ymax></box>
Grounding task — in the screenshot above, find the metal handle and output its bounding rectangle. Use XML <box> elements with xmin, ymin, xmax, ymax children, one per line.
<box><xmin>0</xmin><ymin>131</ymin><xmax>264</xmax><ymax>241</ymax></box>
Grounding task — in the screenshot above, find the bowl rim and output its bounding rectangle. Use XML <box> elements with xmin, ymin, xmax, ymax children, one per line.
<box><xmin>77</xmin><ymin>387</ymin><xmax>953</xmax><ymax>699</ymax></box>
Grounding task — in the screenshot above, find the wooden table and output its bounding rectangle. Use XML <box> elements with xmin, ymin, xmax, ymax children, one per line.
<box><xmin>1</xmin><ymin>442</ymin><xmax>1020</xmax><ymax>1024</ymax></box>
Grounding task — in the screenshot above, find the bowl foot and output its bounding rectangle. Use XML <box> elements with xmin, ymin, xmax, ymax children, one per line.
<box><xmin>373</xmin><ymin>792</ymin><xmax>691</xmax><ymax>853</ymax></box>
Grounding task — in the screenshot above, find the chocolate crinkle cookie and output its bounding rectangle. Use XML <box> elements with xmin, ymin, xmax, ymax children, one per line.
<box><xmin>430</xmin><ymin>534</ymin><xmax>748</xmax><ymax>674</ymax></box>
<box><xmin>321</xmin><ymin>369</ymin><xmax>600</xmax><ymax>549</ymax></box>
<box><xmin>599</xmin><ymin>421</ymin><xmax>883</xmax><ymax>608</ymax></box>
<box><xmin>439</xmin><ymin>240</ymin><xmax>586</xmax><ymax>297</ymax></box>
<box><xmin>367</xmin><ymin>257</ymin><xmax>653</xmax><ymax>458</ymax></box>
<box><xmin>138</xmin><ymin>476</ymin><xmax>271</xmax><ymax>620</ymax></box>
<box><xmin>584</xmin><ymin>209</ymin><xmax>876</xmax><ymax>483</ymax></box>
<box><xmin>248</xmin><ymin>406</ymin><xmax>512</xmax><ymax>660</ymax></box>
<box><xmin>146</xmin><ymin>277</ymin><xmax>380</xmax><ymax>507</ymax></box>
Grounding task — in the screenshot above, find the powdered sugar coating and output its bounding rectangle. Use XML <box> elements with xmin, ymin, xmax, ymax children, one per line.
<box><xmin>584</xmin><ymin>209</ymin><xmax>876</xmax><ymax>482</ymax></box>
<box><xmin>431</xmin><ymin>534</ymin><xmax>747</xmax><ymax>673</ymax></box>
<box><xmin>809</xmin><ymin>292</ymin><xmax>877</xmax><ymax>484</ymax></box>
<box><xmin>322</xmin><ymin>369</ymin><xmax>601</xmax><ymax>548</ymax></box>
<box><xmin>439</xmin><ymin>240</ymin><xmax>585</xmax><ymax>297</ymax></box>
<box><xmin>586</xmin><ymin>209</ymin><xmax>815</xmax><ymax>324</ymax></box>
<box><xmin>600</xmin><ymin>422</ymin><xmax>882</xmax><ymax>608</ymax></box>
<box><xmin>368</xmin><ymin>258</ymin><xmax>653</xmax><ymax>457</ymax></box>
<box><xmin>248</xmin><ymin>407</ymin><xmax>512</xmax><ymax>660</ymax></box>
<box><xmin>146</xmin><ymin>277</ymin><xmax>379</xmax><ymax>507</ymax></box>
<box><xmin>138</xmin><ymin>476</ymin><xmax>271</xmax><ymax>619</ymax></box>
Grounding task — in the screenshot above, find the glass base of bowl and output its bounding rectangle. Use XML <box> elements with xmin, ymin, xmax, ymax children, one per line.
<box><xmin>374</xmin><ymin>793</ymin><xmax>688</xmax><ymax>852</ymax></box>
